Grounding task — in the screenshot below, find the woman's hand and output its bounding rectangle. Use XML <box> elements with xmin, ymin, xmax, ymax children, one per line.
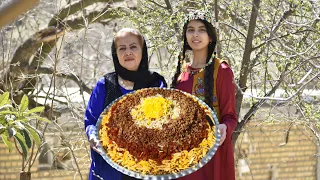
<box><xmin>217</xmin><ymin>124</ymin><xmax>227</xmax><ymax>145</ymax></box>
<box><xmin>89</xmin><ymin>137</ymin><xmax>102</xmax><ymax>154</ymax></box>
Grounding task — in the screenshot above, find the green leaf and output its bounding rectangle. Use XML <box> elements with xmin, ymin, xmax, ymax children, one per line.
<box><xmin>0</xmin><ymin>111</ymin><xmax>18</xmax><ymax>115</ymax></box>
<box><xmin>25</xmin><ymin>124</ymin><xmax>41</xmax><ymax>146</ymax></box>
<box><xmin>29</xmin><ymin>116</ymin><xmax>51</xmax><ymax>123</ymax></box>
<box><xmin>1</xmin><ymin>133</ymin><xmax>13</xmax><ymax>152</ymax></box>
<box><xmin>19</xmin><ymin>95</ymin><xmax>29</xmax><ymax>113</ymax></box>
<box><xmin>0</xmin><ymin>92</ymin><xmax>10</xmax><ymax>107</ymax></box>
<box><xmin>21</xmin><ymin>129</ymin><xmax>32</xmax><ymax>148</ymax></box>
<box><xmin>23</xmin><ymin>106</ymin><xmax>45</xmax><ymax>115</ymax></box>
<box><xmin>14</xmin><ymin>131</ymin><xmax>28</xmax><ymax>160</ymax></box>
<box><xmin>0</xmin><ymin>127</ymin><xmax>5</xmax><ymax>134</ymax></box>
<box><xmin>15</xmin><ymin>116</ymin><xmax>28</xmax><ymax>122</ymax></box>
<box><xmin>13</xmin><ymin>121</ymin><xmax>25</xmax><ymax>130</ymax></box>
<box><xmin>0</xmin><ymin>104</ymin><xmax>12</xmax><ymax>110</ymax></box>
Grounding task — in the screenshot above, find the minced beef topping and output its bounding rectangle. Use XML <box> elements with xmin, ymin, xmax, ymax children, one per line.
<box><xmin>103</xmin><ymin>89</ymin><xmax>209</xmax><ymax>163</ymax></box>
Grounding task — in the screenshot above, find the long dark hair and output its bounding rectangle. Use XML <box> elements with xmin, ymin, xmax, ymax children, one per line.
<box><xmin>171</xmin><ymin>19</ymin><xmax>217</xmax><ymax>109</ymax></box>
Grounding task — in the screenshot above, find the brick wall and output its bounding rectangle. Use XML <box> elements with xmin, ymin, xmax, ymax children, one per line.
<box><xmin>235</xmin><ymin>119</ymin><xmax>317</xmax><ymax>180</ymax></box>
<box><xmin>0</xmin><ymin>137</ymin><xmax>90</xmax><ymax>180</ymax></box>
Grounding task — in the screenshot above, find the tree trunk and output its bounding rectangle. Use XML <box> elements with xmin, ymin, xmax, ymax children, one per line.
<box><xmin>0</xmin><ymin>0</ymin><xmax>39</xmax><ymax>28</ymax></box>
<box><xmin>20</xmin><ymin>171</ymin><xmax>31</xmax><ymax>180</ymax></box>
<box><xmin>233</xmin><ymin>0</ymin><xmax>261</xmax><ymax>147</ymax></box>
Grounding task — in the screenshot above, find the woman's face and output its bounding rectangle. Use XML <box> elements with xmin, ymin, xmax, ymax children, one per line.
<box><xmin>186</xmin><ymin>20</ymin><xmax>211</xmax><ymax>51</ymax></box>
<box><xmin>115</xmin><ymin>33</ymin><xmax>142</xmax><ymax>71</ymax></box>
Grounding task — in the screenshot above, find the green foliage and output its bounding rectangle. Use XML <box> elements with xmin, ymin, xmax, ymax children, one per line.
<box><xmin>0</xmin><ymin>92</ymin><xmax>50</xmax><ymax>160</ymax></box>
<box><xmin>302</xmin><ymin>103</ymin><xmax>320</xmax><ymax>122</ymax></box>
<box><xmin>0</xmin><ymin>92</ymin><xmax>10</xmax><ymax>107</ymax></box>
<box><xmin>19</xmin><ymin>95</ymin><xmax>29</xmax><ymax>113</ymax></box>
<box><xmin>126</xmin><ymin>0</ymin><xmax>186</xmax><ymax>65</ymax></box>
<box><xmin>21</xmin><ymin>129</ymin><xmax>32</xmax><ymax>148</ymax></box>
<box><xmin>15</xmin><ymin>131</ymin><xmax>28</xmax><ymax>160</ymax></box>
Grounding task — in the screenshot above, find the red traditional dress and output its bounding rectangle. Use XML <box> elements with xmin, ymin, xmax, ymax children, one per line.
<box><xmin>176</xmin><ymin>58</ymin><xmax>237</xmax><ymax>180</ymax></box>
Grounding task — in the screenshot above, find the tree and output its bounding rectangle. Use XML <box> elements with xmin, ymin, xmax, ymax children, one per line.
<box><xmin>1</xmin><ymin>0</ymin><xmax>129</xmax><ymax>179</ymax></box>
<box><xmin>0</xmin><ymin>92</ymin><xmax>50</xmax><ymax>180</ymax></box>
<box><xmin>0</xmin><ymin>0</ymin><xmax>319</xmax><ymax>179</ymax></box>
<box><xmin>127</xmin><ymin>0</ymin><xmax>320</xmax><ymax>143</ymax></box>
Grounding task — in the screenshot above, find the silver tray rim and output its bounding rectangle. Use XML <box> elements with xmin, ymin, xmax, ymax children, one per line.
<box><xmin>94</xmin><ymin>87</ymin><xmax>221</xmax><ymax>180</ymax></box>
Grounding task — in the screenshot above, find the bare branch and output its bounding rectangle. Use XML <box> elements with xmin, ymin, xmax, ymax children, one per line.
<box><xmin>60</xmin><ymin>7</ymin><xmax>125</xmax><ymax>30</ymax></box>
<box><xmin>232</xmin><ymin>62</ymin><xmax>290</xmax><ymax>145</ymax></box>
<box><xmin>271</xmin><ymin>3</ymin><xmax>296</xmax><ymax>35</ymax></box>
<box><xmin>3</xmin><ymin>4</ymin><xmax>125</xmax><ymax>97</ymax></box>
<box><xmin>252</xmin><ymin>29</ymin><xmax>313</xmax><ymax>51</ymax></box>
<box><xmin>164</xmin><ymin>0</ymin><xmax>181</xmax><ymax>43</ymax></box>
<box><xmin>48</xmin><ymin>0</ymin><xmax>124</xmax><ymax>26</ymax></box>
<box><xmin>146</xmin><ymin>0</ymin><xmax>167</xmax><ymax>9</ymax></box>
<box><xmin>260</xmin><ymin>123</ymin><xmax>293</xmax><ymax>147</ymax></box>
<box><xmin>36</xmin><ymin>67</ymin><xmax>92</xmax><ymax>94</ymax></box>
<box><xmin>288</xmin><ymin>68</ymin><xmax>313</xmax><ymax>87</ymax></box>
<box><xmin>8</xmin><ymin>26</ymin><xmax>66</xmax><ymax>80</ymax></box>
<box><xmin>31</xmin><ymin>6</ymin><xmax>124</xmax><ymax>69</ymax></box>
<box><xmin>221</xmin><ymin>22</ymin><xmax>246</xmax><ymax>39</ymax></box>
<box><xmin>237</xmin><ymin>70</ymin><xmax>320</xmax><ymax>101</ymax></box>
<box><xmin>30</xmin><ymin>94</ymin><xmax>69</xmax><ymax>105</ymax></box>
<box><xmin>275</xmin><ymin>38</ymin><xmax>320</xmax><ymax>69</ymax></box>
<box><xmin>164</xmin><ymin>0</ymin><xmax>173</xmax><ymax>13</ymax></box>
<box><xmin>217</xmin><ymin>5</ymin><xmax>247</xmax><ymax>28</ymax></box>
<box><xmin>0</xmin><ymin>0</ymin><xmax>39</xmax><ymax>28</ymax></box>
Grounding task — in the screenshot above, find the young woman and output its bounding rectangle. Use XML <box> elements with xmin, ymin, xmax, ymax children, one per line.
<box><xmin>171</xmin><ymin>10</ymin><xmax>237</xmax><ymax>180</ymax></box>
<box><xmin>84</xmin><ymin>28</ymin><xmax>167</xmax><ymax>180</ymax></box>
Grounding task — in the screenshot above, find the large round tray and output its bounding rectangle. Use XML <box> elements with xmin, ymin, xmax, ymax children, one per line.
<box><xmin>94</xmin><ymin>88</ymin><xmax>221</xmax><ymax>179</ymax></box>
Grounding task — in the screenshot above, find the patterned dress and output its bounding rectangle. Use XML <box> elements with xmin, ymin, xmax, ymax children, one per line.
<box><xmin>176</xmin><ymin>59</ymin><xmax>238</xmax><ymax>180</ymax></box>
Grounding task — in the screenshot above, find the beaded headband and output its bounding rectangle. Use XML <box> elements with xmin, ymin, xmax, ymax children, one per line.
<box><xmin>184</xmin><ymin>9</ymin><xmax>217</xmax><ymax>28</ymax></box>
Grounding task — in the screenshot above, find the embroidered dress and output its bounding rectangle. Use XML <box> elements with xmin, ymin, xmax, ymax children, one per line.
<box><xmin>176</xmin><ymin>59</ymin><xmax>237</xmax><ymax>180</ymax></box>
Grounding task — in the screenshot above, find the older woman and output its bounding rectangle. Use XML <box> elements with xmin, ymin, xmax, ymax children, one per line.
<box><xmin>84</xmin><ymin>28</ymin><xmax>167</xmax><ymax>180</ymax></box>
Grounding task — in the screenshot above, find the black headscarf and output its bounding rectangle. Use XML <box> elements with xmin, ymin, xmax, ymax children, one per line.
<box><xmin>111</xmin><ymin>37</ymin><xmax>167</xmax><ymax>90</ymax></box>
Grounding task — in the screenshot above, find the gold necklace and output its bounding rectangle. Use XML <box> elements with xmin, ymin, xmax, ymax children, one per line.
<box><xmin>118</xmin><ymin>76</ymin><xmax>134</xmax><ymax>90</ymax></box>
<box><xmin>187</xmin><ymin>61</ymin><xmax>213</xmax><ymax>75</ymax></box>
